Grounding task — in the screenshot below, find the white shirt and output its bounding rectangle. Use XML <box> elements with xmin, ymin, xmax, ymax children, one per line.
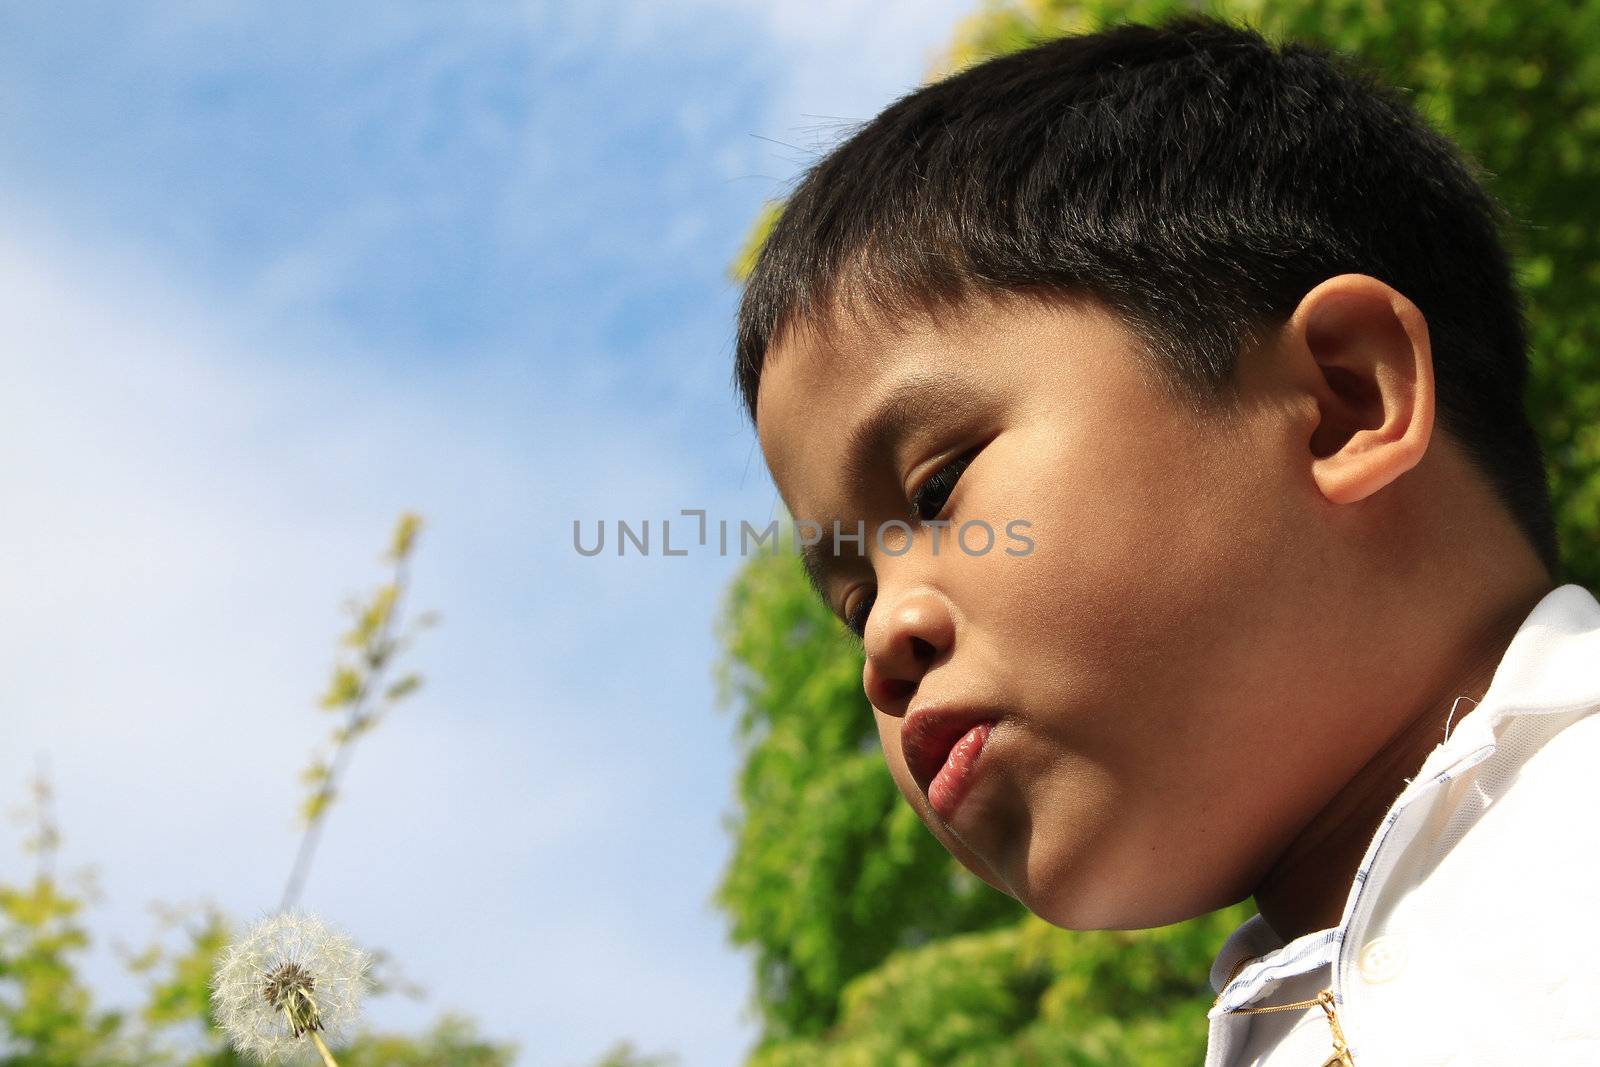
<box><xmin>1204</xmin><ymin>582</ymin><xmax>1600</xmax><ymax>1067</ymax></box>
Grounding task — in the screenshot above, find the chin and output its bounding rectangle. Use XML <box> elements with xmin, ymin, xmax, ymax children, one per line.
<box><xmin>1019</xmin><ymin>853</ymin><xmax>1247</xmax><ymax>932</ymax></box>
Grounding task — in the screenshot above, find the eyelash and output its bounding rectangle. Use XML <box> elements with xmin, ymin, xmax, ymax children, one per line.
<box><xmin>845</xmin><ymin>589</ymin><xmax>875</xmax><ymax>641</ymax></box>
<box><xmin>841</xmin><ymin>448</ymin><xmax>979</xmax><ymax>641</ymax></box>
<box><xmin>910</xmin><ymin>448</ymin><xmax>978</xmax><ymax>523</ymax></box>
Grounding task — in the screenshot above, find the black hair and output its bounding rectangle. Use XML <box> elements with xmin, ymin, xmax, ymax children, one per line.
<box><xmin>734</xmin><ymin>13</ymin><xmax>1560</xmax><ymax>580</ymax></box>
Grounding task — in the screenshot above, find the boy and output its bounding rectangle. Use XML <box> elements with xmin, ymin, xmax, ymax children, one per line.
<box><xmin>735</xmin><ymin>14</ymin><xmax>1600</xmax><ymax>1066</ymax></box>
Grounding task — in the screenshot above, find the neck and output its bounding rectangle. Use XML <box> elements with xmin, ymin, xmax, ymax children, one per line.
<box><xmin>1252</xmin><ymin>577</ymin><xmax>1555</xmax><ymax>942</ymax></box>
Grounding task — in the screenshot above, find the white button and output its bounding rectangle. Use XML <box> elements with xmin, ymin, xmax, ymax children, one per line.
<box><xmin>1358</xmin><ymin>935</ymin><xmax>1407</xmax><ymax>983</ymax></box>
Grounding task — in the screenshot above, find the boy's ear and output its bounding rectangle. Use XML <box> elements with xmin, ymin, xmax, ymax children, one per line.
<box><xmin>1286</xmin><ymin>273</ymin><xmax>1437</xmax><ymax>505</ymax></box>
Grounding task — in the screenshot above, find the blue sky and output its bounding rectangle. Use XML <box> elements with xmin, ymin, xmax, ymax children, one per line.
<box><xmin>0</xmin><ymin>2</ymin><xmax>980</xmax><ymax>1064</ymax></box>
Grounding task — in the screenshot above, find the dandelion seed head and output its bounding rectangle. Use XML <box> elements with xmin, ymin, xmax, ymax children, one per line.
<box><xmin>211</xmin><ymin>910</ymin><xmax>372</xmax><ymax>1065</ymax></box>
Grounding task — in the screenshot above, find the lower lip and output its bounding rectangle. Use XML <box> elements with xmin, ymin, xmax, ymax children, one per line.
<box><xmin>927</xmin><ymin>721</ymin><xmax>995</xmax><ymax>821</ymax></box>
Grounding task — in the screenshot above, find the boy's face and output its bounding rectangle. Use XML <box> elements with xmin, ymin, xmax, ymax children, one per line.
<box><xmin>755</xmin><ymin>290</ymin><xmax>1382</xmax><ymax>929</ymax></box>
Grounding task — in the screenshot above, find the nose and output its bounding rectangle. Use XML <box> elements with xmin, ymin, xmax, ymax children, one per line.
<box><xmin>861</xmin><ymin>587</ymin><xmax>955</xmax><ymax>716</ymax></box>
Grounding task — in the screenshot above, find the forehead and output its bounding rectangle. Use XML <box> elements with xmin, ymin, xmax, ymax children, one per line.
<box><xmin>757</xmin><ymin>295</ymin><xmax>1011</xmax><ymax>491</ymax></box>
<box><xmin>755</xmin><ymin>290</ymin><xmax>1129</xmax><ymax>501</ymax></box>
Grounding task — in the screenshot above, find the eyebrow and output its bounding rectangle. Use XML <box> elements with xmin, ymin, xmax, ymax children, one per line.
<box><xmin>795</xmin><ymin>370</ymin><xmax>978</xmax><ymax>608</ymax></box>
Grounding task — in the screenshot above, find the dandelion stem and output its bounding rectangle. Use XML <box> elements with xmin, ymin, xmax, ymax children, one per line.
<box><xmin>309</xmin><ymin>1031</ymin><xmax>340</xmax><ymax>1067</ymax></box>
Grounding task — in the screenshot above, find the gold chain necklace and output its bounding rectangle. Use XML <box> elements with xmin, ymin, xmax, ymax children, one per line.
<box><xmin>1216</xmin><ymin>954</ymin><xmax>1353</xmax><ymax>1066</ymax></box>
<box><xmin>1227</xmin><ymin>988</ymin><xmax>1353</xmax><ymax>1066</ymax></box>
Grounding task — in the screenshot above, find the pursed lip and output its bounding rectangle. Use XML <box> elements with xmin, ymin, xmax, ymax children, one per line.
<box><xmin>900</xmin><ymin>704</ymin><xmax>1002</xmax><ymax>797</ymax></box>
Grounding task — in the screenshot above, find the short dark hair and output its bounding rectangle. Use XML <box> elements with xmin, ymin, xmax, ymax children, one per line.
<box><xmin>734</xmin><ymin>13</ymin><xmax>1561</xmax><ymax>579</ymax></box>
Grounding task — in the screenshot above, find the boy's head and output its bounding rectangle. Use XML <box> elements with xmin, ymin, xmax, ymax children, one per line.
<box><xmin>738</xmin><ymin>16</ymin><xmax>1559</xmax><ymax>929</ymax></box>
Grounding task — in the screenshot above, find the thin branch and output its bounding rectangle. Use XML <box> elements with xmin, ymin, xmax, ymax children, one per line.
<box><xmin>27</xmin><ymin>751</ymin><xmax>59</xmax><ymax>886</ymax></box>
<box><xmin>281</xmin><ymin>520</ymin><xmax>422</xmax><ymax>912</ymax></box>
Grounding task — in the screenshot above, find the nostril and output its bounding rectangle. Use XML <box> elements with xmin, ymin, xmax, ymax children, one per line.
<box><xmin>910</xmin><ymin>635</ymin><xmax>937</xmax><ymax>664</ymax></box>
<box><xmin>878</xmin><ymin>676</ymin><xmax>915</xmax><ymax>704</ymax></box>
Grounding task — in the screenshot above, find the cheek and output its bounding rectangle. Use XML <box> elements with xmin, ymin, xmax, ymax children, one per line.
<box><xmin>971</xmin><ymin>424</ymin><xmax>1278</xmax><ymax>748</ymax></box>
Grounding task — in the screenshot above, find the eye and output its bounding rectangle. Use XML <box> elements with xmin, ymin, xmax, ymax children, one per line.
<box><xmin>910</xmin><ymin>447</ymin><xmax>979</xmax><ymax>522</ymax></box>
<box><xmin>844</xmin><ymin>586</ymin><xmax>876</xmax><ymax>641</ymax></box>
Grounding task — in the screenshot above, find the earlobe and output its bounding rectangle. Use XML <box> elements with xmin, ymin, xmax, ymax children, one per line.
<box><xmin>1293</xmin><ymin>275</ymin><xmax>1436</xmax><ymax>506</ymax></box>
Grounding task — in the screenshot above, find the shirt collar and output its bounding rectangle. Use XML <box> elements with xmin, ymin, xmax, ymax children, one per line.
<box><xmin>1424</xmin><ymin>583</ymin><xmax>1600</xmax><ymax>759</ymax></box>
<box><xmin>1208</xmin><ymin>912</ymin><xmax>1283</xmax><ymax>994</ymax></box>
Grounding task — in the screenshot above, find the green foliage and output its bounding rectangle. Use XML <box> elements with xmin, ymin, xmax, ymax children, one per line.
<box><xmin>722</xmin><ymin>1</ymin><xmax>1600</xmax><ymax>1062</ymax></box>
<box><xmin>728</xmin><ymin>201</ymin><xmax>786</xmax><ymax>290</ymax></box>
<box><xmin>585</xmin><ymin>1040</ymin><xmax>681</xmax><ymax>1067</ymax></box>
<box><xmin>0</xmin><ymin>767</ymin><xmax>139</xmax><ymax>1067</ymax></box>
<box><xmin>747</xmin><ymin>912</ymin><xmax>1249</xmax><ymax>1067</ymax></box>
<box><xmin>128</xmin><ymin>903</ymin><xmax>233</xmax><ymax>1031</ymax></box>
<box><xmin>335</xmin><ymin>1015</ymin><xmax>516</xmax><ymax>1067</ymax></box>
<box><xmin>0</xmin><ymin>873</ymin><xmax>133</xmax><ymax>1067</ymax></box>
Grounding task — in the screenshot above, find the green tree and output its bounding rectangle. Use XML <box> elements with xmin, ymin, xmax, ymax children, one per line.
<box><xmin>0</xmin><ymin>866</ymin><xmax>137</xmax><ymax>1067</ymax></box>
<box><xmin>719</xmin><ymin>2</ymin><xmax>1600</xmax><ymax>1062</ymax></box>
